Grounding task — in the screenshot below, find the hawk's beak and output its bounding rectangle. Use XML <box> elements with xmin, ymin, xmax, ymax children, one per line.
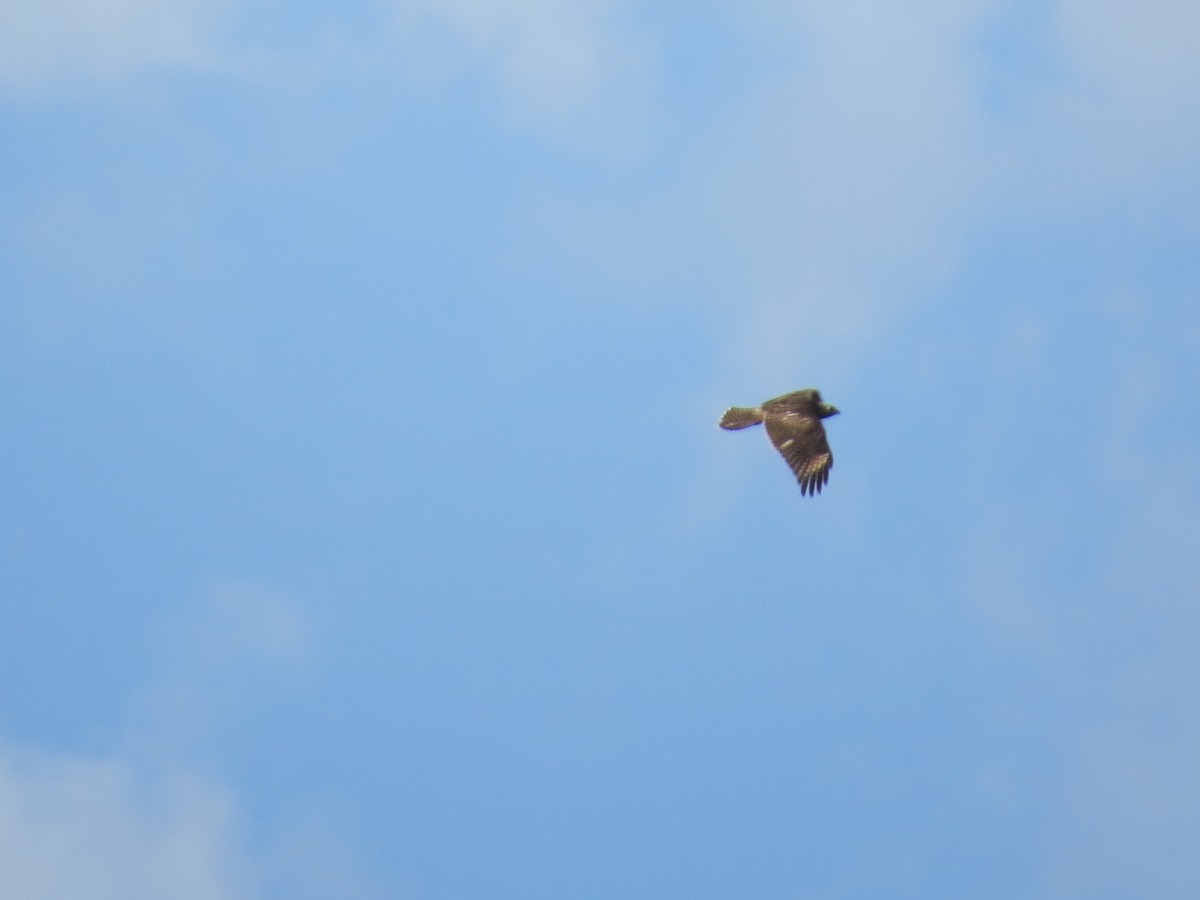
<box><xmin>821</xmin><ymin>404</ymin><xmax>840</xmax><ymax>418</ymax></box>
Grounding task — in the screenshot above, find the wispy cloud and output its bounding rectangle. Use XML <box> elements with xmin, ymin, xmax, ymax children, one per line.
<box><xmin>0</xmin><ymin>581</ymin><xmax>360</xmax><ymax>900</ymax></box>
<box><xmin>954</xmin><ymin>302</ymin><xmax>1200</xmax><ymax>896</ymax></box>
<box><xmin>526</xmin><ymin>3</ymin><xmax>990</xmax><ymax>386</ymax></box>
<box><xmin>0</xmin><ymin>747</ymin><xmax>252</xmax><ymax>900</ymax></box>
<box><xmin>385</xmin><ymin>0</ymin><xmax>655</xmax><ymax>149</ymax></box>
<box><xmin>0</xmin><ymin>0</ymin><xmax>227</xmax><ymax>90</ymax></box>
<box><xmin>531</xmin><ymin>1</ymin><xmax>1199</xmax><ymax>386</ymax></box>
<box><xmin>0</xmin><ymin>0</ymin><xmax>656</xmax><ymax>154</ymax></box>
<box><xmin>130</xmin><ymin>580</ymin><xmax>314</xmax><ymax>757</ymax></box>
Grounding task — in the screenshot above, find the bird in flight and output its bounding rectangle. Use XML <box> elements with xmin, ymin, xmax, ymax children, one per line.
<box><xmin>719</xmin><ymin>389</ymin><xmax>840</xmax><ymax>496</ymax></box>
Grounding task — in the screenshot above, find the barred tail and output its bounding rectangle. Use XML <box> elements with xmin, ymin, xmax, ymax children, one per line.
<box><xmin>719</xmin><ymin>406</ymin><xmax>764</xmax><ymax>430</ymax></box>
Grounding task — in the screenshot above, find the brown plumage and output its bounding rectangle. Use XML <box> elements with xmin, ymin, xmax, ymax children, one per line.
<box><xmin>719</xmin><ymin>389</ymin><xmax>840</xmax><ymax>496</ymax></box>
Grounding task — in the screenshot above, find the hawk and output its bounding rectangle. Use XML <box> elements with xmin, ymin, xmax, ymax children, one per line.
<box><xmin>719</xmin><ymin>389</ymin><xmax>840</xmax><ymax>496</ymax></box>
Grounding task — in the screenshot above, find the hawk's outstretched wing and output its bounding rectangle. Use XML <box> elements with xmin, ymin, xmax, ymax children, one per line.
<box><xmin>763</xmin><ymin>412</ymin><xmax>833</xmax><ymax>496</ymax></box>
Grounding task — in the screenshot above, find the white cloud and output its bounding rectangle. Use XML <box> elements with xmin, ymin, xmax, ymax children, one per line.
<box><xmin>980</xmin><ymin>0</ymin><xmax>1200</xmax><ymax>217</ymax></box>
<box><xmin>0</xmin><ymin>581</ymin><xmax>367</xmax><ymax>900</ymax></box>
<box><xmin>529</xmin><ymin>2</ymin><xmax>991</xmax><ymax>386</ymax></box>
<box><xmin>526</xmin><ymin>0</ymin><xmax>1199</xmax><ymax>394</ymax></box>
<box><xmin>394</xmin><ymin>0</ymin><xmax>622</xmax><ymax>104</ymax></box>
<box><xmin>0</xmin><ymin>0</ymin><xmax>227</xmax><ymax>90</ymax></box>
<box><xmin>1057</xmin><ymin>0</ymin><xmax>1200</xmax><ymax>120</ymax></box>
<box><xmin>721</xmin><ymin>0</ymin><xmax>1200</xmax><ymax>379</ymax></box>
<box><xmin>386</xmin><ymin>0</ymin><xmax>654</xmax><ymax>148</ymax></box>
<box><xmin>0</xmin><ymin>0</ymin><xmax>655</xmax><ymax>154</ymax></box>
<box><xmin>0</xmin><ymin>748</ymin><xmax>252</xmax><ymax>900</ymax></box>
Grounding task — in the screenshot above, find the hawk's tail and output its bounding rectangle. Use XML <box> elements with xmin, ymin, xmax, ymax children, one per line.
<box><xmin>719</xmin><ymin>406</ymin><xmax>764</xmax><ymax>430</ymax></box>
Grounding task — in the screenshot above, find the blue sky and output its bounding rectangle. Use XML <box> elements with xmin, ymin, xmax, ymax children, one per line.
<box><xmin>2</xmin><ymin>1</ymin><xmax>1199</xmax><ymax>897</ymax></box>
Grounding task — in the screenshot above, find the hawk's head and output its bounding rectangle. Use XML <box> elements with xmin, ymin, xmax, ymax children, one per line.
<box><xmin>809</xmin><ymin>390</ymin><xmax>839</xmax><ymax>419</ymax></box>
